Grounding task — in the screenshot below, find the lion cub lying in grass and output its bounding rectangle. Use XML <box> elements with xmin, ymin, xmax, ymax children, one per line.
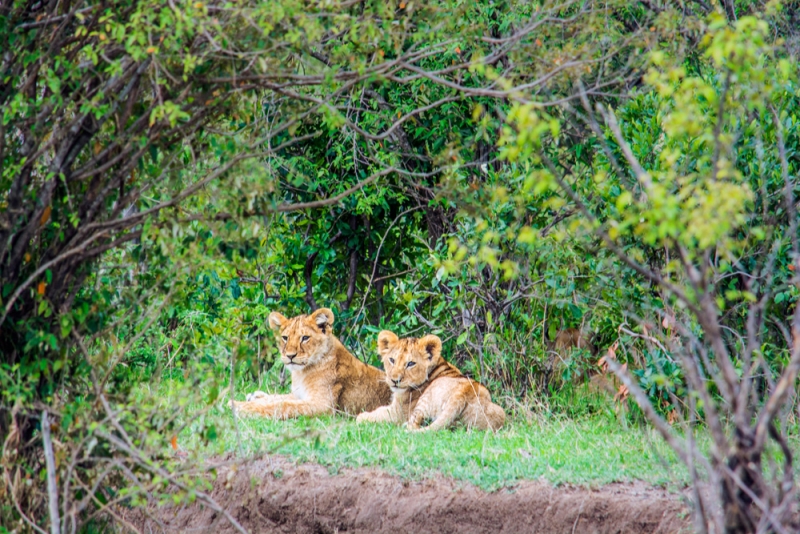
<box><xmin>231</xmin><ymin>308</ymin><xmax>392</xmax><ymax>419</ymax></box>
<box><xmin>356</xmin><ymin>330</ymin><xmax>505</xmax><ymax>431</ymax></box>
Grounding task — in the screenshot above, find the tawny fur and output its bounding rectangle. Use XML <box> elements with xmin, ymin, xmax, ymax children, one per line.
<box><xmin>547</xmin><ymin>327</ymin><xmax>596</xmax><ymax>385</ymax></box>
<box><xmin>546</xmin><ymin>328</ymin><xmax>626</xmax><ymax>396</ymax></box>
<box><xmin>550</xmin><ymin>327</ymin><xmax>595</xmax><ymax>354</ymax></box>
<box><xmin>356</xmin><ymin>330</ymin><xmax>505</xmax><ymax>432</ymax></box>
<box><xmin>231</xmin><ymin>308</ymin><xmax>391</xmax><ymax>419</ymax></box>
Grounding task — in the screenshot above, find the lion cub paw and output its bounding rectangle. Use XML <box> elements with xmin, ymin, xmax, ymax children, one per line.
<box><xmin>355</xmin><ymin>412</ymin><xmax>371</xmax><ymax>423</ymax></box>
<box><xmin>246</xmin><ymin>390</ymin><xmax>269</xmax><ymax>402</ymax></box>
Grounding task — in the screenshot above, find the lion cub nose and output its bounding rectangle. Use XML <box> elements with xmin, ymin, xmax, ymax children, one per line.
<box><xmin>391</xmin><ymin>377</ymin><xmax>401</xmax><ymax>386</ymax></box>
<box><xmin>286</xmin><ymin>353</ymin><xmax>297</xmax><ymax>361</ymax></box>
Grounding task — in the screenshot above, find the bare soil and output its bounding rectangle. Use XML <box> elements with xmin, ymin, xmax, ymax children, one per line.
<box><xmin>127</xmin><ymin>455</ymin><xmax>691</xmax><ymax>534</ymax></box>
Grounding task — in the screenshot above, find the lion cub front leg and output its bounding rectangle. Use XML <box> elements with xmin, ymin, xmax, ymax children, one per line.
<box><xmin>356</xmin><ymin>405</ymin><xmax>393</xmax><ymax>423</ymax></box>
<box><xmin>245</xmin><ymin>391</ymin><xmax>284</xmax><ymax>403</ymax></box>
<box><xmin>406</xmin><ymin>394</ymin><xmax>435</xmax><ymax>431</ymax></box>
<box><xmin>356</xmin><ymin>398</ymin><xmax>404</xmax><ymax>424</ymax></box>
<box><xmin>408</xmin><ymin>392</ymin><xmax>466</xmax><ymax>432</ymax></box>
<box><xmin>231</xmin><ymin>392</ymin><xmax>294</xmax><ymax>412</ymax></box>
<box><xmin>233</xmin><ymin>397</ymin><xmax>332</xmax><ymax>419</ymax></box>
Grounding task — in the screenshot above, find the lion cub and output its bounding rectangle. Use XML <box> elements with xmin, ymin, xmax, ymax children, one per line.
<box><xmin>356</xmin><ymin>330</ymin><xmax>505</xmax><ymax>431</ymax></box>
<box><xmin>547</xmin><ymin>327</ymin><xmax>597</xmax><ymax>385</ymax></box>
<box><xmin>231</xmin><ymin>308</ymin><xmax>392</xmax><ymax>419</ymax></box>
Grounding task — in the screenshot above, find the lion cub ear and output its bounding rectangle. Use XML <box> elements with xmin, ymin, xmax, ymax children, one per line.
<box><xmin>377</xmin><ymin>330</ymin><xmax>399</xmax><ymax>355</ymax></box>
<box><xmin>418</xmin><ymin>334</ymin><xmax>442</xmax><ymax>361</ymax></box>
<box><xmin>268</xmin><ymin>312</ymin><xmax>288</xmax><ymax>331</ymax></box>
<box><xmin>310</xmin><ymin>308</ymin><xmax>334</xmax><ymax>334</ymax></box>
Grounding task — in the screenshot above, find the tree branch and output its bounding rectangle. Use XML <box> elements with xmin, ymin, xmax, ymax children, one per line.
<box><xmin>42</xmin><ymin>410</ymin><xmax>61</xmax><ymax>534</ymax></box>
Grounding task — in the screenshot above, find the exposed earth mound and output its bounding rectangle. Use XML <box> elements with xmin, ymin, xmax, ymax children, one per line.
<box><xmin>129</xmin><ymin>455</ymin><xmax>690</xmax><ymax>534</ymax></box>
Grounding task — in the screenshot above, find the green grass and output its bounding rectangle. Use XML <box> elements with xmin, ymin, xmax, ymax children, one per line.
<box><xmin>137</xmin><ymin>373</ymin><xmax>696</xmax><ymax>492</ymax></box>
<box><xmin>188</xmin><ymin>410</ymin><xmax>693</xmax><ymax>491</ymax></box>
<box><xmin>132</xmin><ymin>368</ymin><xmax>799</xmax><ymax>495</ymax></box>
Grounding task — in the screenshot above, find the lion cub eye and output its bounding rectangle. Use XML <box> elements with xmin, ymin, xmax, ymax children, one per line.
<box><xmin>406</xmin><ymin>361</ymin><xmax>416</xmax><ymax>368</ymax></box>
<box><xmin>281</xmin><ymin>335</ymin><xmax>288</xmax><ymax>342</ymax></box>
<box><xmin>301</xmin><ymin>335</ymin><xmax>310</xmax><ymax>342</ymax></box>
<box><xmin>389</xmin><ymin>358</ymin><xmax>395</xmax><ymax>365</ymax></box>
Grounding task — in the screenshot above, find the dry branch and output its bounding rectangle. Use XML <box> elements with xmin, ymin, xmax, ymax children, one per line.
<box><xmin>42</xmin><ymin>411</ymin><xmax>61</xmax><ymax>534</ymax></box>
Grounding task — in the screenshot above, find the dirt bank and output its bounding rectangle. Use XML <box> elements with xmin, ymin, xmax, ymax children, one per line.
<box><xmin>128</xmin><ymin>455</ymin><xmax>690</xmax><ymax>534</ymax></box>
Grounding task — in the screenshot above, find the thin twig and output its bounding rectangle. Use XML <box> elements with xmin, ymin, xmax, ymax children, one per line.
<box><xmin>97</xmin><ymin>431</ymin><xmax>250</xmax><ymax>534</ymax></box>
<box><xmin>230</xmin><ymin>346</ymin><xmax>244</xmax><ymax>458</ymax></box>
<box><xmin>42</xmin><ymin>411</ymin><xmax>62</xmax><ymax>534</ymax></box>
<box><xmin>352</xmin><ymin>206</ymin><xmax>422</xmax><ymax>328</ymax></box>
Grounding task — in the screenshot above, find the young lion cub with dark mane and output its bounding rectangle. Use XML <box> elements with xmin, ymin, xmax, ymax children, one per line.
<box><xmin>356</xmin><ymin>330</ymin><xmax>505</xmax><ymax>431</ymax></box>
<box><xmin>231</xmin><ymin>308</ymin><xmax>391</xmax><ymax>419</ymax></box>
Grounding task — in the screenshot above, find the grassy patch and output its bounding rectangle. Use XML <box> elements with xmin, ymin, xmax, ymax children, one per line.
<box><xmin>141</xmin><ymin>374</ymin><xmax>696</xmax><ymax>491</ymax></box>
<box><xmin>187</xmin><ymin>409</ymin><xmax>692</xmax><ymax>491</ymax></box>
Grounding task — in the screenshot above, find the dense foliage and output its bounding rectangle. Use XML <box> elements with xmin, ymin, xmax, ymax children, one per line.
<box><xmin>2</xmin><ymin>0</ymin><xmax>800</xmax><ymax>532</ymax></box>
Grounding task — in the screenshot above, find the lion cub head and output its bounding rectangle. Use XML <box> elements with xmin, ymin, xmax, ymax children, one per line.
<box><xmin>268</xmin><ymin>308</ymin><xmax>335</xmax><ymax>370</ymax></box>
<box><xmin>377</xmin><ymin>330</ymin><xmax>442</xmax><ymax>392</ymax></box>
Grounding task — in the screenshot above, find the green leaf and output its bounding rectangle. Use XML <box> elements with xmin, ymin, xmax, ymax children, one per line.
<box><xmin>206</xmin><ymin>384</ymin><xmax>219</xmax><ymax>405</ymax></box>
<box><xmin>456</xmin><ymin>331</ymin><xmax>468</xmax><ymax>345</ymax></box>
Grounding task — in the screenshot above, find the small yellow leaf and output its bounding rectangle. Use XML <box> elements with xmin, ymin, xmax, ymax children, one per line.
<box><xmin>37</xmin><ymin>281</ymin><xmax>46</xmax><ymax>295</ymax></box>
<box><xmin>517</xmin><ymin>226</ymin><xmax>536</xmax><ymax>245</ymax></box>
